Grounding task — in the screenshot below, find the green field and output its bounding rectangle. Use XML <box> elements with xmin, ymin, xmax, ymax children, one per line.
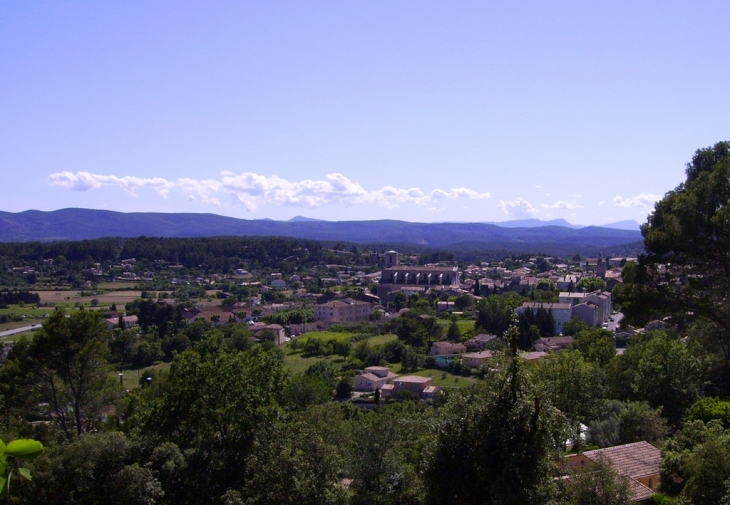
<box><xmin>113</xmin><ymin>361</ymin><xmax>172</xmax><ymax>390</ymax></box>
<box><xmin>283</xmin><ymin>353</ymin><xmax>346</xmax><ymax>374</ymax></box>
<box><xmin>436</xmin><ymin>319</ymin><xmax>476</xmax><ymax>334</ymax></box>
<box><xmin>283</xmin><ymin>333</ymin><xmax>398</xmax><ymax>374</ymax></box>
<box><xmin>387</xmin><ymin>363</ymin><xmax>476</xmax><ymax>388</ymax></box>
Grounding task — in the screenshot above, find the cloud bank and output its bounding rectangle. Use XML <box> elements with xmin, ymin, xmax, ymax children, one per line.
<box><xmin>46</xmin><ymin>171</ymin><xmax>490</xmax><ymax>211</ymax></box>
<box><xmin>613</xmin><ymin>193</ymin><xmax>661</xmax><ymax>208</ymax></box>
<box><xmin>497</xmin><ymin>197</ymin><xmax>538</xmax><ymax>218</ymax></box>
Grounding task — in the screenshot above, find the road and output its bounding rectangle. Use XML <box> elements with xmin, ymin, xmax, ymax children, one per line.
<box><xmin>607</xmin><ymin>312</ymin><xmax>624</xmax><ymax>332</ymax></box>
<box><xmin>0</xmin><ymin>324</ymin><xmax>42</xmax><ymax>338</ymax></box>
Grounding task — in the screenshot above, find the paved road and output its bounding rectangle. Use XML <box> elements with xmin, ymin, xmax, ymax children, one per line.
<box><xmin>607</xmin><ymin>312</ymin><xmax>624</xmax><ymax>332</ymax></box>
<box><xmin>0</xmin><ymin>324</ymin><xmax>42</xmax><ymax>338</ymax></box>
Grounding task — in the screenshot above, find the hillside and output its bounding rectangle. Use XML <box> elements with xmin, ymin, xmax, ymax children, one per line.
<box><xmin>0</xmin><ymin>208</ymin><xmax>642</xmax><ymax>253</ymax></box>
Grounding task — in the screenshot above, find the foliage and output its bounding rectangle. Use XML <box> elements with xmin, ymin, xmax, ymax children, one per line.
<box><xmin>660</xmin><ymin>420</ymin><xmax>730</xmax><ymax>504</ymax></box>
<box><xmin>0</xmin><ymin>438</ymin><xmax>44</xmax><ymax>498</ymax></box>
<box><xmin>685</xmin><ymin>397</ymin><xmax>730</xmax><ymax>429</ymax></box>
<box><xmin>424</xmin><ymin>320</ymin><xmax>567</xmax><ymax>505</ymax></box>
<box><xmin>474</xmin><ymin>292</ymin><xmax>525</xmax><ymax>337</ymax></box>
<box><xmin>608</xmin><ymin>331</ymin><xmax>701</xmax><ymax>426</ymax></box>
<box><xmin>576</xmin><ymin>277</ymin><xmax>606</xmax><ymax>292</ymax></box>
<box><xmin>2</xmin><ymin>310</ymin><xmax>119</xmax><ymax>438</ymax></box>
<box><xmin>556</xmin><ymin>456</ymin><xmax>633</xmax><ymax>505</ymax></box>
<box><xmin>574</xmin><ymin>328</ymin><xmax>616</xmax><ymax>366</ymax></box>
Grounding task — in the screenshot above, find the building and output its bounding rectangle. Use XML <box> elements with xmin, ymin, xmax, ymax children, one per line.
<box><xmin>462</xmin><ymin>350</ymin><xmax>494</xmax><ymax>368</ymax></box>
<box><xmin>393</xmin><ymin>375</ymin><xmax>434</xmax><ymax>396</ymax></box>
<box><xmin>430</xmin><ymin>341</ymin><xmax>467</xmax><ymax>356</ymax></box>
<box><xmin>377</xmin><ymin>254</ymin><xmax>461</xmax><ymax>299</ymax></box>
<box><xmin>564</xmin><ymin>441</ymin><xmax>661</xmax><ymax>503</ymax></box>
<box><xmin>313</xmin><ymin>298</ymin><xmax>372</xmax><ymax>323</ymax></box>
<box><xmin>559</xmin><ymin>290</ymin><xmax>612</xmax><ymax>324</ymax></box>
<box><xmin>533</xmin><ymin>336</ymin><xmax>574</xmax><ymax>352</ymax></box>
<box><xmin>514</xmin><ymin>302</ymin><xmax>572</xmax><ymax>334</ymax></box>
<box><xmin>465</xmin><ymin>333</ymin><xmax>498</xmax><ymax>350</ymax></box>
<box><xmin>354</xmin><ymin>366</ymin><xmax>399</xmax><ymax>392</ymax></box>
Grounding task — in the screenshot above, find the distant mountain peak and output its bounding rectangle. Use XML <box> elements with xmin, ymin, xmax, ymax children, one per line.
<box><xmin>489</xmin><ymin>218</ymin><xmax>583</xmax><ymax>229</ymax></box>
<box><xmin>288</xmin><ymin>215</ymin><xmax>326</xmax><ymax>222</ymax></box>
<box><xmin>599</xmin><ymin>220</ymin><xmax>641</xmax><ymax>231</ymax></box>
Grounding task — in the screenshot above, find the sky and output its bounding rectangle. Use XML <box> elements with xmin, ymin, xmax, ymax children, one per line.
<box><xmin>1</xmin><ymin>1</ymin><xmax>729</xmax><ymax>226</ymax></box>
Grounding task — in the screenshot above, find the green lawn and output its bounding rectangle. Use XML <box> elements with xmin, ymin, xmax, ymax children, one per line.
<box><xmin>113</xmin><ymin>361</ymin><xmax>172</xmax><ymax>390</ymax></box>
<box><xmin>283</xmin><ymin>352</ymin><xmax>346</xmax><ymax>374</ymax></box>
<box><xmin>436</xmin><ymin>319</ymin><xmax>476</xmax><ymax>334</ymax></box>
<box><xmin>364</xmin><ymin>333</ymin><xmax>397</xmax><ymax>346</ymax></box>
<box><xmin>387</xmin><ymin>363</ymin><xmax>476</xmax><ymax>388</ymax></box>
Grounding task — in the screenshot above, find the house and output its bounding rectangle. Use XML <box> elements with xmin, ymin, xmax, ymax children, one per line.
<box><xmin>354</xmin><ymin>366</ymin><xmax>399</xmax><ymax>392</ymax></box>
<box><xmin>465</xmin><ymin>333</ymin><xmax>498</xmax><ymax>350</ymax></box>
<box><xmin>430</xmin><ymin>341</ymin><xmax>467</xmax><ymax>356</ymax></box>
<box><xmin>270</xmin><ymin>279</ymin><xmax>287</xmax><ymax>288</ymax></box>
<box><xmin>559</xmin><ymin>290</ymin><xmax>612</xmax><ymax>324</ymax></box>
<box><xmin>314</xmin><ymin>298</ymin><xmax>372</xmax><ymax>323</ymax></box>
<box><xmin>393</xmin><ymin>375</ymin><xmax>434</xmax><ymax>397</ymax></box>
<box><xmin>105</xmin><ymin>315</ymin><xmax>138</xmax><ymax>330</ymax></box>
<box><xmin>571</xmin><ymin>302</ymin><xmax>601</xmax><ymax>327</ymax></box>
<box><xmin>520</xmin><ymin>351</ymin><xmax>547</xmax><ymax>361</ymax></box>
<box><xmin>533</xmin><ymin>336</ymin><xmax>574</xmax><ymax>352</ymax></box>
<box><xmin>564</xmin><ymin>441</ymin><xmax>661</xmax><ymax>503</ymax></box>
<box><xmin>514</xmin><ymin>302</ymin><xmax>572</xmax><ymax>334</ymax></box>
<box><xmin>436</xmin><ymin>301</ymin><xmax>456</xmax><ymax>312</ymax></box>
<box><xmin>462</xmin><ymin>350</ymin><xmax>494</xmax><ymax>368</ymax></box>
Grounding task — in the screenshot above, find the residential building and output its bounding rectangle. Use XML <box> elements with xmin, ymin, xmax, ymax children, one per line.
<box><xmin>564</xmin><ymin>441</ymin><xmax>661</xmax><ymax>503</ymax></box>
<box><xmin>354</xmin><ymin>366</ymin><xmax>399</xmax><ymax>392</ymax></box>
<box><xmin>462</xmin><ymin>350</ymin><xmax>494</xmax><ymax>368</ymax></box>
<box><xmin>393</xmin><ymin>375</ymin><xmax>434</xmax><ymax>396</ymax></box>
<box><xmin>533</xmin><ymin>336</ymin><xmax>574</xmax><ymax>352</ymax></box>
<box><xmin>430</xmin><ymin>341</ymin><xmax>467</xmax><ymax>356</ymax></box>
<box><xmin>465</xmin><ymin>333</ymin><xmax>498</xmax><ymax>350</ymax></box>
<box><xmin>514</xmin><ymin>302</ymin><xmax>572</xmax><ymax>334</ymax></box>
<box><xmin>559</xmin><ymin>290</ymin><xmax>612</xmax><ymax>324</ymax></box>
<box><xmin>314</xmin><ymin>298</ymin><xmax>372</xmax><ymax>323</ymax></box>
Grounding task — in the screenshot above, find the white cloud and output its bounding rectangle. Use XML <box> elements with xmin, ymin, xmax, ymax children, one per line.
<box><xmin>46</xmin><ymin>170</ymin><xmax>490</xmax><ymax>211</ymax></box>
<box><xmin>613</xmin><ymin>193</ymin><xmax>661</xmax><ymax>208</ymax></box>
<box><xmin>497</xmin><ymin>197</ymin><xmax>538</xmax><ymax>218</ymax></box>
<box><xmin>45</xmin><ymin>171</ymin><xmax>175</xmax><ymax>197</ymax></box>
<box><xmin>541</xmin><ymin>200</ymin><xmax>584</xmax><ymax>210</ymax></box>
<box><xmin>598</xmin><ymin>200</ymin><xmax>605</xmax><ymax>206</ymax></box>
<box><xmin>572</xmin><ymin>194</ymin><xmax>582</xmax><ymax>198</ymax></box>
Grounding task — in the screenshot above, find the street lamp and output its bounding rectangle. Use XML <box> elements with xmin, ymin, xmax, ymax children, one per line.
<box><xmin>146</xmin><ymin>376</ymin><xmax>152</xmax><ymax>388</ymax></box>
<box><xmin>118</xmin><ymin>372</ymin><xmax>123</xmax><ymax>388</ymax></box>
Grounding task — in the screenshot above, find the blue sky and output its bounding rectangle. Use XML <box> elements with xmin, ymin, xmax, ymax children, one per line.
<box><xmin>1</xmin><ymin>1</ymin><xmax>729</xmax><ymax>225</ymax></box>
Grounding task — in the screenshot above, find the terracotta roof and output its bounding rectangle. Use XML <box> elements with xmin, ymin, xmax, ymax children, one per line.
<box><xmin>626</xmin><ymin>478</ymin><xmax>655</xmax><ymax>502</ymax></box>
<box><xmin>583</xmin><ymin>441</ymin><xmax>661</xmax><ymax>479</ymax></box>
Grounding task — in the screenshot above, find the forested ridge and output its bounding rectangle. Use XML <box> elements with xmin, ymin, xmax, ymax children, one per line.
<box><xmin>2</xmin><ymin>143</ymin><xmax>730</xmax><ymax>504</ymax></box>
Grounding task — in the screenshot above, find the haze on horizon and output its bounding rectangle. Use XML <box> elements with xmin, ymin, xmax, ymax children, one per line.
<box><xmin>1</xmin><ymin>2</ymin><xmax>729</xmax><ymax>227</ymax></box>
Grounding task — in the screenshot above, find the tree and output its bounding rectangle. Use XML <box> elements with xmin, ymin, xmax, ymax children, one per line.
<box><xmin>576</xmin><ymin>277</ymin><xmax>606</xmax><ymax>292</ymax></box>
<box><xmin>574</xmin><ymin>328</ymin><xmax>616</xmax><ymax>366</ymax></box>
<box><xmin>620</xmin><ymin>142</ymin><xmax>730</xmax><ymax>339</ymax></box>
<box><xmin>243</xmin><ymin>421</ymin><xmax>348</xmax><ymax>505</ymax></box>
<box><xmin>608</xmin><ymin>331</ymin><xmax>701</xmax><ymax>426</ymax></box>
<box><xmin>13</xmin><ymin>310</ymin><xmax>118</xmax><ymax>438</ymax></box>
<box><xmin>557</xmin><ymin>457</ymin><xmax>633</xmax><ymax>505</ymax></box>
<box><xmin>425</xmin><ymin>318</ymin><xmax>567</xmax><ymax>505</ymax></box>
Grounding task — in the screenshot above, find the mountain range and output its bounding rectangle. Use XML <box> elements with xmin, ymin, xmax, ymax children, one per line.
<box><xmin>0</xmin><ymin>208</ymin><xmax>643</xmax><ymax>255</ymax></box>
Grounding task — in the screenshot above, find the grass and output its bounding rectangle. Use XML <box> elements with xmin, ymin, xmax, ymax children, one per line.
<box><xmin>387</xmin><ymin>363</ymin><xmax>476</xmax><ymax>388</ymax></box>
<box><xmin>364</xmin><ymin>333</ymin><xmax>397</xmax><ymax>346</ymax></box>
<box><xmin>283</xmin><ymin>353</ymin><xmax>346</xmax><ymax>374</ymax></box>
<box><xmin>437</xmin><ymin>319</ymin><xmax>477</xmax><ymax>334</ymax></box>
<box><xmin>113</xmin><ymin>361</ymin><xmax>172</xmax><ymax>390</ymax></box>
<box><xmin>96</xmin><ymin>281</ymin><xmax>138</xmax><ymax>290</ymax></box>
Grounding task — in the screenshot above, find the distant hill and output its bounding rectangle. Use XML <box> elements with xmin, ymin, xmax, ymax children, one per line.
<box><xmin>599</xmin><ymin>220</ymin><xmax>642</xmax><ymax>231</ymax></box>
<box><xmin>288</xmin><ymin>216</ymin><xmax>326</xmax><ymax>222</ymax></box>
<box><xmin>488</xmin><ymin>218</ymin><xmax>584</xmax><ymax>229</ymax></box>
<box><xmin>0</xmin><ymin>208</ymin><xmax>643</xmax><ymax>254</ymax></box>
